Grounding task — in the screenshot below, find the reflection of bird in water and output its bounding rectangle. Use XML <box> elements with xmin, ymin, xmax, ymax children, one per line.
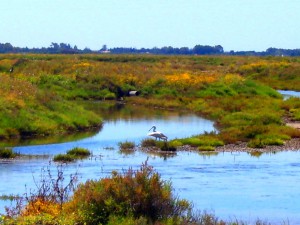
<box><xmin>148</xmin><ymin>126</ymin><xmax>168</xmax><ymax>141</ymax></box>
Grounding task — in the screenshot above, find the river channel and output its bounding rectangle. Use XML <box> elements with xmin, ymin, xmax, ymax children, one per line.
<box><xmin>1</xmin><ymin>101</ymin><xmax>300</xmax><ymax>224</ymax></box>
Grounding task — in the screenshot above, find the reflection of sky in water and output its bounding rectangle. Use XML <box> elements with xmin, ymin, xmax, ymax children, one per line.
<box><xmin>13</xmin><ymin>115</ymin><xmax>215</xmax><ymax>155</ymax></box>
<box><xmin>90</xmin><ymin>115</ymin><xmax>214</xmax><ymax>142</ymax></box>
<box><xmin>2</xmin><ymin>151</ymin><xmax>300</xmax><ymax>224</ymax></box>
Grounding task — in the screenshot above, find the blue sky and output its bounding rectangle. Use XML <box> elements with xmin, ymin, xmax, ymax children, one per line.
<box><xmin>1</xmin><ymin>0</ymin><xmax>299</xmax><ymax>51</ymax></box>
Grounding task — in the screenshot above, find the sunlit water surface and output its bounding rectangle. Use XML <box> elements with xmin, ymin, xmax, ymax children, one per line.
<box><xmin>278</xmin><ymin>90</ymin><xmax>300</xmax><ymax>99</ymax></box>
<box><xmin>1</xmin><ymin>103</ymin><xmax>300</xmax><ymax>224</ymax></box>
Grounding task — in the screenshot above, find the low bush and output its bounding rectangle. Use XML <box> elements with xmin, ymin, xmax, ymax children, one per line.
<box><xmin>218</xmin><ymin>127</ymin><xmax>242</xmax><ymax>144</ymax></box>
<box><xmin>247</xmin><ymin>134</ymin><xmax>286</xmax><ymax>148</ymax></box>
<box><xmin>118</xmin><ymin>141</ymin><xmax>135</xmax><ymax>150</ymax></box>
<box><xmin>180</xmin><ymin>137</ymin><xmax>203</xmax><ymax>147</ymax></box>
<box><xmin>169</xmin><ymin>140</ymin><xmax>183</xmax><ymax>148</ymax></box>
<box><xmin>290</xmin><ymin>108</ymin><xmax>300</xmax><ymax>120</ymax></box>
<box><xmin>159</xmin><ymin>142</ymin><xmax>177</xmax><ymax>151</ymax></box>
<box><xmin>53</xmin><ymin>147</ymin><xmax>91</xmax><ymax>162</ymax></box>
<box><xmin>178</xmin><ymin>135</ymin><xmax>224</xmax><ymax>148</ymax></box>
<box><xmin>66</xmin><ymin>147</ymin><xmax>91</xmax><ymax>158</ymax></box>
<box><xmin>3</xmin><ymin>163</ymin><xmax>78</xmax><ymax>224</ymax></box>
<box><xmin>53</xmin><ymin>154</ymin><xmax>75</xmax><ymax>162</ymax></box>
<box><xmin>66</xmin><ymin>161</ymin><xmax>191</xmax><ymax>224</ymax></box>
<box><xmin>0</xmin><ymin>148</ymin><xmax>16</xmax><ymax>159</ymax></box>
<box><xmin>141</xmin><ymin>138</ymin><xmax>157</xmax><ymax>147</ymax></box>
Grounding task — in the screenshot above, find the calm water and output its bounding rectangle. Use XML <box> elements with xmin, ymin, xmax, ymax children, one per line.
<box><xmin>278</xmin><ymin>90</ymin><xmax>300</xmax><ymax>99</ymax></box>
<box><xmin>1</xmin><ymin>103</ymin><xmax>300</xmax><ymax>224</ymax></box>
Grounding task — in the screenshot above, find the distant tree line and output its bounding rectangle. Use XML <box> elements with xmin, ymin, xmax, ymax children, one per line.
<box><xmin>0</xmin><ymin>42</ymin><xmax>93</xmax><ymax>54</ymax></box>
<box><xmin>0</xmin><ymin>42</ymin><xmax>300</xmax><ymax>56</ymax></box>
<box><xmin>108</xmin><ymin>45</ymin><xmax>224</xmax><ymax>55</ymax></box>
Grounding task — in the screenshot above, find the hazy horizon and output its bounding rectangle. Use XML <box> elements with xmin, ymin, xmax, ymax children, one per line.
<box><xmin>1</xmin><ymin>0</ymin><xmax>299</xmax><ymax>52</ymax></box>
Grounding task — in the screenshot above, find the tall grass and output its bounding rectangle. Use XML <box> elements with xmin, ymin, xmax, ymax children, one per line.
<box><xmin>1</xmin><ymin>54</ymin><xmax>300</xmax><ymax>147</ymax></box>
<box><xmin>53</xmin><ymin>147</ymin><xmax>91</xmax><ymax>162</ymax></box>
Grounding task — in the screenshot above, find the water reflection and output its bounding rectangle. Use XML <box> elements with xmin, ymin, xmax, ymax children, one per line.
<box><xmin>82</xmin><ymin>101</ymin><xmax>190</xmax><ymax>121</ymax></box>
<box><xmin>198</xmin><ymin>151</ymin><xmax>219</xmax><ymax>158</ymax></box>
<box><xmin>0</xmin><ymin>128</ymin><xmax>101</xmax><ymax>148</ymax></box>
<box><xmin>248</xmin><ymin>151</ymin><xmax>264</xmax><ymax>158</ymax></box>
<box><xmin>247</xmin><ymin>151</ymin><xmax>278</xmax><ymax>158</ymax></box>
<box><xmin>118</xmin><ymin>148</ymin><xmax>136</xmax><ymax>156</ymax></box>
<box><xmin>141</xmin><ymin>149</ymin><xmax>177</xmax><ymax>160</ymax></box>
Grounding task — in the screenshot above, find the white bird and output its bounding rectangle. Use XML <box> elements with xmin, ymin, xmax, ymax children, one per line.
<box><xmin>148</xmin><ymin>126</ymin><xmax>168</xmax><ymax>141</ymax></box>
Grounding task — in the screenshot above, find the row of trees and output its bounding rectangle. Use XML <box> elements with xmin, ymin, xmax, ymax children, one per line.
<box><xmin>0</xmin><ymin>42</ymin><xmax>300</xmax><ymax>56</ymax></box>
<box><xmin>109</xmin><ymin>44</ymin><xmax>224</xmax><ymax>55</ymax></box>
<box><xmin>0</xmin><ymin>42</ymin><xmax>93</xmax><ymax>54</ymax></box>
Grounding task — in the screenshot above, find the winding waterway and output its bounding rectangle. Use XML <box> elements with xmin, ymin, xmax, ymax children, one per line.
<box><xmin>1</xmin><ymin>102</ymin><xmax>300</xmax><ymax>224</ymax></box>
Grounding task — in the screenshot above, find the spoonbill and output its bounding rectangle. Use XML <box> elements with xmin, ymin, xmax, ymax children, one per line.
<box><xmin>148</xmin><ymin>126</ymin><xmax>168</xmax><ymax>141</ymax></box>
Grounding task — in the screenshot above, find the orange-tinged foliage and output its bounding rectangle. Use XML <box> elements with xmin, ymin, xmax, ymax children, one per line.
<box><xmin>66</xmin><ymin>162</ymin><xmax>190</xmax><ymax>224</ymax></box>
<box><xmin>0</xmin><ymin>59</ymin><xmax>17</xmax><ymax>69</ymax></box>
<box><xmin>0</xmin><ymin>73</ymin><xmax>37</xmax><ymax>108</ymax></box>
<box><xmin>223</xmin><ymin>73</ymin><xmax>244</xmax><ymax>84</ymax></box>
<box><xmin>0</xmin><ymin>54</ymin><xmax>299</xmax><ymax>146</ymax></box>
<box><xmin>166</xmin><ymin>73</ymin><xmax>217</xmax><ymax>86</ymax></box>
<box><xmin>21</xmin><ymin>198</ymin><xmax>61</xmax><ymax>217</ymax></box>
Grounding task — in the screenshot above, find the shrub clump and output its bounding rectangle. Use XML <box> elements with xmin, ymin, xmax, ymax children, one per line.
<box><xmin>66</xmin><ymin>161</ymin><xmax>191</xmax><ymax>224</ymax></box>
<box><xmin>178</xmin><ymin>135</ymin><xmax>224</xmax><ymax>148</ymax></box>
<box><xmin>66</xmin><ymin>147</ymin><xmax>91</xmax><ymax>158</ymax></box>
<box><xmin>53</xmin><ymin>147</ymin><xmax>91</xmax><ymax>162</ymax></box>
<box><xmin>141</xmin><ymin>138</ymin><xmax>157</xmax><ymax>147</ymax></box>
<box><xmin>0</xmin><ymin>148</ymin><xmax>17</xmax><ymax>159</ymax></box>
<box><xmin>118</xmin><ymin>141</ymin><xmax>135</xmax><ymax>150</ymax></box>
<box><xmin>53</xmin><ymin>154</ymin><xmax>75</xmax><ymax>163</ymax></box>
<box><xmin>159</xmin><ymin>142</ymin><xmax>177</xmax><ymax>151</ymax></box>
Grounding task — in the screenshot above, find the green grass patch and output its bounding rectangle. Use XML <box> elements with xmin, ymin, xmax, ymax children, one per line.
<box><xmin>247</xmin><ymin>134</ymin><xmax>287</xmax><ymax>148</ymax></box>
<box><xmin>66</xmin><ymin>147</ymin><xmax>91</xmax><ymax>158</ymax></box>
<box><xmin>141</xmin><ymin>138</ymin><xmax>157</xmax><ymax>147</ymax></box>
<box><xmin>177</xmin><ymin>135</ymin><xmax>224</xmax><ymax>148</ymax></box>
<box><xmin>118</xmin><ymin>141</ymin><xmax>135</xmax><ymax>150</ymax></box>
<box><xmin>53</xmin><ymin>147</ymin><xmax>91</xmax><ymax>162</ymax></box>
<box><xmin>168</xmin><ymin>140</ymin><xmax>183</xmax><ymax>147</ymax></box>
<box><xmin>53</xmin><ymin>154</ymin><xmax>75</xmax><ymax>162</ymax></box>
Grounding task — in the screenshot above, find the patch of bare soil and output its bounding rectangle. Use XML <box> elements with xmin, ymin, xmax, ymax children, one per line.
<box><xmin>286</xmin><ymin>122</ymin><xmax>300</xmax><ymax>130</ymax></box>
<box><xmin>215</xmin><ymin>138</ymin><xmax>300</xmax><ymax>153</ymax></box>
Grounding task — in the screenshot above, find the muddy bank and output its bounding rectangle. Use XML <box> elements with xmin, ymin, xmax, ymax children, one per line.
<box><xmin>215</xmin><ymin>138</ymin><xmax>300</xmax><ymax>153</ymax></box>
<box><xmin>140</xmin><ymin>138</ymin><xmax>300</xmax><ymax>155</ymax></box>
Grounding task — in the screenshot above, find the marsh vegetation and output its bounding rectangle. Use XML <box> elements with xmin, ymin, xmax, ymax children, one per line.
<box><xmin>1</xmin><ymin>54</ymin><xmax>300</xmax><ymax>224</ymax></box>
<box><xmin>1</xmin><ymin>54</ymin><xmax>300</xmax><ymax>148</ymax></box>
<box><xmin>0</xmin><ymin>148</ymin><xmax>17</xmax><ymax>159</ymax></box>
<box><xmin>1</xmin><ymin>162</ymin><xmax>276</xmax><ymax>225</ymax></box>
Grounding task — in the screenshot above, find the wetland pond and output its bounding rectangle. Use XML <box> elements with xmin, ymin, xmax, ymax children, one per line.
<box><xmin>1</xmin><ymin>103</ymin><xmax>300</xmax><ymax>224</ymax></box>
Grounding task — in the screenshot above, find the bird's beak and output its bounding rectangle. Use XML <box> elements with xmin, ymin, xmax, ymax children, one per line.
<box><xmin>149</xmin><ymin>126</ymin><xmax>153</xmax><ymax>131</ymax></box>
